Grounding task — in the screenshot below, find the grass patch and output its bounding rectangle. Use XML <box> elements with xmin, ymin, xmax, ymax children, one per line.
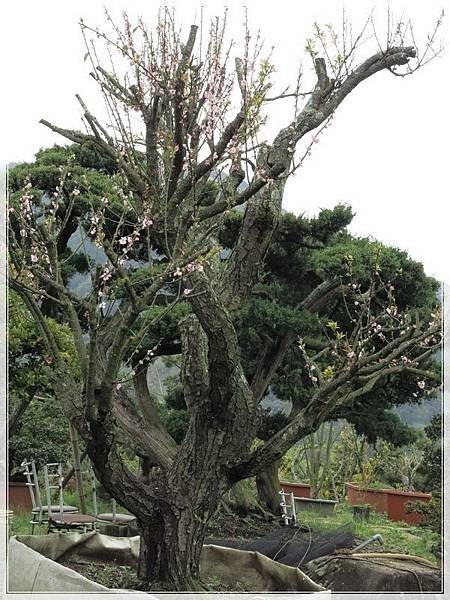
<box><xmin>296</xmin><ymin>503</ymin><xmax>439</xmax><ymax>564</ymax></box>
<box><xmin>8</xmin><ymin>510</ymin><xmax>44</xmax><ymax>537</ymax></box>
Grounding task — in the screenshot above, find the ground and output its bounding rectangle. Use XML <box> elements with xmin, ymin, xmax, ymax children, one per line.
<box><xmin>8</xmin><ymin>501</ymin><xmax>440</xmax><ymax>591</ymax></box>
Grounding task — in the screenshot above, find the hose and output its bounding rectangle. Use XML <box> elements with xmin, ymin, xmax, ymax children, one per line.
<box><xmin>351</xmin><ymin>552</ymin><xmax>438</xmax><ymax>569</ymax></box>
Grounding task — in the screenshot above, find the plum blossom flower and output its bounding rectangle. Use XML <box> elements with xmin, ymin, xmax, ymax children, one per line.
<box><xmin>100</xmin><ymin>266</ymin><xmax>113</xmax><ymax>283</ymax></box>
<box><xmin>115</xmin><ymin>383</ymin><xmax>122</xmax><ymax>391</ymax></box>
<box><xmin>183</xmin><ymin>288</ymin><xmax>192</xmax><ymax>296</ymax></box>
<box><xmin>72</xmin><ymin>188</ymin><xmax>81</xmax><ymax>196</ymax></box>
<box><xmin>141</xmin><ymin>216</ymin><xmax>153</xmax><ymax>228</ymax></box>
<box><xmin>119</xmin><ymin>236</ymin><xmax>128</xmax><ymax>245</ymax></box>
<box><xmin>417</xmin><ymin>380</ymin><xmax>426</xmax><ymax>390</ymax></box>
<box><xmin>31</xmin><ymin>254</ymin><xmax>39</xmax><ymax>263</ymax></box>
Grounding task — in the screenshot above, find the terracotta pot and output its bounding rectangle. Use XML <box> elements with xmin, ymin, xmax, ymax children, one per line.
<box><xmin>280</xmin><ymin>481</ymin><xmax>311</xmax><ymax>498</ymax></box>
<box><xmin>384</xmin><ymin>488</ymin><xmax>432</xmax><ymax>524</ymax></box>
<box><xmin>347</xmin><ymin>483</ymin><xmax>388</xmax><ymax>514</ymax></box>
<box><xmin>345</xmin><ymin>482</ymin><xmax>432</xmax><ymax>524</ymax></box>
<box><xmin>8</xmin><ymin>481</ymin><xmax>32</xmax><ymax>512</ymax></box>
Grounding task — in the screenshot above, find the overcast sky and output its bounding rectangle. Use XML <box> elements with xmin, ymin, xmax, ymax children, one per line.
<box><xmin>2</xmin><ymin>0</ymin><xmax>448</xmax><ymax>281</ymax></box>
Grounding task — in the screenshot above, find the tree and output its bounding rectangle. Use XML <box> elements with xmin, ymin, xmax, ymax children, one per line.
<box><xmin>420</xmin><ymin>414</ymin><xmax>442</xmax><ymax>493</ymax></box>
<box><xmin>8</xmin><ymin>10</ymin><xmax>442</xmax><ymax>589</ymax></box>
<box><xmin>8</xmin><ymin>290</ymin><xmax>78</xmax><ymax>474</ymax></box>
<box><xmin>407</xmin><ymin>414</ymin><xmax>442</xmax><ymax>533</ymax></box>
<box><xmin>237</xmin><ymin>225</ymin><xmax>440</xmax><ymax>509</ymax></box>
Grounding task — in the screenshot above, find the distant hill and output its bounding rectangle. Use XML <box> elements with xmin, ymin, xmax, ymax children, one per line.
<box><xmin>394</xmin><ymin>396</ymin><xmax>442</xmax><ymax>430</ymax></box>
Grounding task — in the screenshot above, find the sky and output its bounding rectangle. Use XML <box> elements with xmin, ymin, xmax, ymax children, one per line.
<box><xmin>2</xmin><ymin>0</ymin><xmax>449</xmax><ymax>281</ymax></box>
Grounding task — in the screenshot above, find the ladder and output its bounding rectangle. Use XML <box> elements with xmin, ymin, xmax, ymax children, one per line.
<box><xmin>279</xmin><ymin>490</ymin><xmax>297</xmax><ymax>526</ymax></box>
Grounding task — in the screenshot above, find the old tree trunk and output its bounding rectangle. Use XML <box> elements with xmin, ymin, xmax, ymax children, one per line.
<box><xmin>16</xmin><ymin>17</ymin><xmax>426</xmax><ymax>590</ymax></box>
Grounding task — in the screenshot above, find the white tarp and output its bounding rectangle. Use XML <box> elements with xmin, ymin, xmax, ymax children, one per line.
<box><xmin>8</xmin><ymin>532</ymin><xmax>325</xmax><ymax>594</ymax></box>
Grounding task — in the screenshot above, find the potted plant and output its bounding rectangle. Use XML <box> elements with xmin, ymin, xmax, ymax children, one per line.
<box><xmin>352</xmin><ymin>503</ymin><xmax>371</xmax><ymax>521</ymax></box>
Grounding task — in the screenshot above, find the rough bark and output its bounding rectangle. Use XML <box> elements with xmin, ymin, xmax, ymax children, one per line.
<box><xmin>255</xmin><ymin>459</ymin><xmax>282</xmax><ymax>514</ymax></box>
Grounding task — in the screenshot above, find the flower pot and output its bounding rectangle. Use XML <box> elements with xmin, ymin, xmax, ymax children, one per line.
<box><xmin>345</xmin><ymin>482</ymin><xmax>432</xmax><ymax>524</ymax></box>
<box><xmin>8</xmin><ymin>481</ymin><xmax>32</xmax><ymax>512</ymax></box>
<box><xmin>352</xmin><ymin>505</ymin><xmax>371</xmax><ymax>521</ymax></box>
<box><xmin>280</xmin><ymin>481</ymin><xmax>311</xmax><ymax>498</ymax></box>
<box><xmin>345</xmin><ymin>482</ymin><xmax>387</xmax><ymax>514</ymax></box>
<box><xmin>384</xmin><ymin>488</ymin><xmax>432</xmax><ymax>524</ymax></box>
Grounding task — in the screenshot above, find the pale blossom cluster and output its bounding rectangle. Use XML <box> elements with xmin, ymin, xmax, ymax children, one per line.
<box><xmin>173</xmin><ymin>260</ymin><xmax>204</xmax><ymax>280</ymax></box>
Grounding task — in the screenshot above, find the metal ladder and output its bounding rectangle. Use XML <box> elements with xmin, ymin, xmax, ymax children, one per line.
<box><xmin>43</xmin><ymin>463</ymin><xmax>65</xmax><ymax>519</ymax></box>
<box><xmin>21</xmin><ymin>459</ymin><xmax>43</xmax><ymax>533</ymax></box>
<box><xmin>279</xmin><ymin>490</ymin><xmax>297</xmax><ymax>526</ymax></box>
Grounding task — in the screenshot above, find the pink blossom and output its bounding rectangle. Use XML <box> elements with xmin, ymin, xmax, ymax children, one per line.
<box><xmin>100</xmin><ymin>266</ymin><xmax>113</xmax><ymax>283</ymax></box>
<box><xmin>183</xmin><ymin>288</ymin><xmax>192</xmax><ymax>296</ymax></box>
<box><xmin>31</xmin><ymin>254</ymin><xmax>38</xmax><ymax>263</ymax></box>
<box><xmin>115</xmin><ymin>383</ymin><xmax>122</xmax><ymax>391</ymax></box>
<box><xmin>142</xmin><ymin>216</ymin><xmax>153</xmax><ymax>228</ymax></box>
